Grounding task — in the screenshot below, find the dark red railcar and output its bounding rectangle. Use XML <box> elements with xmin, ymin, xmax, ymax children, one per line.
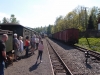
<box><xmin>51</xmin><ymin>28</ymin><xmax>79</xmax><ymax>45</ymax></box>
<box><xmin>54</xmin><ymin>32</ymin><xmax>58</xmax><ymax>39</ymax></box>
<box><xmin>64</xmin><ymin>28</ymin><xmax>79</xmax><ymax>44</ymax></box>
<box><xmin>61</xmin><ymin>31</ymin><xmax>63</xmax><ymax>41</ymax></box>
<box><xmin>62</xmin><ymin>30</ymin><xmax>66</xmax><ymax>42</ymax></box>
<box><xmin>59</xmin><ymin>31</ymin><xmax>62</xmax><ymax>41</ymax></box>
<box><xmin>56</xmin><ymin>32</ymin><xmax>59</xmax><ymax>40</ymax></box>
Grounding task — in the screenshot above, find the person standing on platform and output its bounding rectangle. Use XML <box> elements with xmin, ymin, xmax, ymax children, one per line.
<box><xmin>36</xmin><ymin>40</ymin><xmax>44</xmax><ymax>63</ymax></box>
<box><xmin>31</xmin><ymin>34</ymin><xmax>36</xmax><ymax>54</ymax></box>
<box><xmin>0</xmin><ymin>34</ymin><xmax>8</xmax><ymax>75</ymax></box>
<box><xmin>19</xmin><ymin>36</ymin><xmax>24</xmax><ymax>58</ymax></box>
<box><xmin>13</xmin><ymin>33</ymin><xmax>19</xmax><ymax>61</ymax></box>
<box><xmin>39</xmin><ymin>35</ymin><xmax>42</xmax><ymax>43</ymax></box>
<box><xmin>25</xmin><ymin>36</ymin><xmax>30</xmax><ymax>57</ymax></box>
<box><xmin>35</xmin><ymin>35</ymin><xmax>39</xmax><ymax>50</ymax></box>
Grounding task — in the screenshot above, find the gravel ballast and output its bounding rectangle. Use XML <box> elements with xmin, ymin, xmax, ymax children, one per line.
<box><xmin>48</xmin><ymin>38</ymin><xmax>100</xmax><ymax>75</ymax></box>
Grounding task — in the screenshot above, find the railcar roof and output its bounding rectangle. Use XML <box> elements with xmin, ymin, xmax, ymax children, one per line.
<box><xmin>0</xmin><ymin>23</ymin><xmax>21</xmax><ymax>25</ymax></box>
<box><xmin>0</xmin><ymin>23</ymin><xmax>37</xmax><ymax>33</ymax></box>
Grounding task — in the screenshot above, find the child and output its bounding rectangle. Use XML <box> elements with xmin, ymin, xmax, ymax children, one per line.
<box><xmin>37</xmin><ymin>40</ymin><xmax>44</xmax><ymax>62</ymax></box>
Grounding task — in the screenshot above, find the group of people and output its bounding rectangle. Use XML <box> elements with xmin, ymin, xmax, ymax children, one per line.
<box><xmin>0</xmin><ymin>33</ymin><xmax>44</xmax><ymax>75</ymax></box>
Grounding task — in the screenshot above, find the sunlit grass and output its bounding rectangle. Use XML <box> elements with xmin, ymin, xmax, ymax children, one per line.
<box><xmin>75</xmin><ymin>38</ymin><xmax>100</xmax><ymax>52</ymax></box>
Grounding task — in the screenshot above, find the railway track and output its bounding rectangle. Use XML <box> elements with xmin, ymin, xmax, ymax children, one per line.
<box><xmin>73</xmin><ymin>45</ymin><xmax>100</xmax><ymax>60</ymax></box>
<box><xmin>46</xmin><ymin>39</ymin><xmax>73</xmax><ymax>75</ymax></box>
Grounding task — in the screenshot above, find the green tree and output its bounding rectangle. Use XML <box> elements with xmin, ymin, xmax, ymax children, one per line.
<box><xmin>47</xmin><ymin>25</ymin><xmax>53</xmax><ymax>35</ymax></box>
<box><xmin>1</xmin><ymin>14</ymin><xmax>19</xmax><ymax>24</ymax></box>
<box><xmin>34</xmin><ymin>6</ymin><xmax>100</xmax><ymax>34</ymax></box>
<box><xmin>10</xmin><ymin>14</ymin><xmax>19</xmax><ymax>24</ymax></box>
<box><xmin>87</xmin><ymin>15</ymin><xmax>94</xmax><ymax>29</ymax></box>
<box><xmin>2</xmin><ymin>17</ymin><xmax>9</xmax><ymax>23</ymax></box>
<box><xmin>89</xmin><ymin>7</ymin><xmax>99</xmax><ymax>30</ymax></box>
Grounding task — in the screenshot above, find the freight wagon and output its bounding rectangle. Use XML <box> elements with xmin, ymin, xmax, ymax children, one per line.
<box><xmin>0</xmin><ymin>23</ymin><xmax>37</xmax><ymax>46</ymax></box>
<box><xmin>51</xmin><ymin>28</ymin><xmax>79</xmax><ymax>45</ymax></box>
<box><xmin>0</xmin><ymin>23</ymin><xmax>36</xmax><ymax>39</ymax></box>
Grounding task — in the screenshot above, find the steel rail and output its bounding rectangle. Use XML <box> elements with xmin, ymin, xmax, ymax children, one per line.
<box><xmin>47</xmin><ymin>39</ymin><xmax>73</xmax><ymax>75</ymax></box>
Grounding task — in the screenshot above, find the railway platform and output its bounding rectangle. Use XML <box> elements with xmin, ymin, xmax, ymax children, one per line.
<box><xmin>5</xmin><ymin>39</ymin><xmax>53</xmax><ymax>75</ymax></box>
<box><xmin>4</xmin><ymin>38</ymin><xmax>100</xmax><ymax>75</ymax></box>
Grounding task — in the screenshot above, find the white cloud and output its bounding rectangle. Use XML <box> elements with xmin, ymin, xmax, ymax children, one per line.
<box><xmin>0</xmin><ymin>12</ymin><xmax>10</xmax><ymax>22</ymax></box>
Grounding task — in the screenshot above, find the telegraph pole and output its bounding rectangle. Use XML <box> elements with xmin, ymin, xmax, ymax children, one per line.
<box><xmin>85</xmin><ymin>7</ymin><xmax>91</xmax><ymax>48</ymax></box>
<box><xmin>85</xmin><ymin>7</ymin><xmax>87</xmax><ymax>30</ymax></box>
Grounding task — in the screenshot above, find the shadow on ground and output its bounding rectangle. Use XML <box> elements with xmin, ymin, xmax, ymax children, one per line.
<box><xmin>85</xmin><ymin>63</ymin><xmax>92</xmax><ymax>69</ymax></box>
<box><xmin>29</xmin><ymin>61</ymin><xmax>41</xmax><ymax>71</ymax></box>
<box><xmin>49</xmin><ymin>38</ymin><xmax>75</xmax><ymax>50</ymax></box>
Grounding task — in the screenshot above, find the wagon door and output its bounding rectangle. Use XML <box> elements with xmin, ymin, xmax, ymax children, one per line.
<box><xmin>62</xmin><ymin>31</ymin><xmax>64</xmax><ymax>42</ymax></box>
<box><xmin>62</xmin><ymin>30</ymin><xmax>66</xmax><ymax>42</ymax></box>
<box><xmin>73</xmin><ymin>29</ymin><xmax>79</xmax><ymax>43</ymax></box>
<box><xmin>66</xmin><ymin>29</ymin><xmax>73</xmax><ymax>43</ymax></box>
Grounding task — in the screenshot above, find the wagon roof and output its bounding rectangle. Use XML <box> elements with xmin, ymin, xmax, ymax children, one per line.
<box><xmin>24</xmin><ymin>26</ymin><xmax>37</xmax><ymax>33</ymax></box>
<box><xmin>0</xmin><ymin>23</ymin><xmax>37</xmax><ymax>33</ymax></box>
<box><xmin>0</xmin><ymin>23</ymin><xmax>21</xmax><ymax>25</ymax></box>
<box><xmin>53</xmin><ymin>28</ymin><xmax>79</xmax><ymax>34</ymax></box>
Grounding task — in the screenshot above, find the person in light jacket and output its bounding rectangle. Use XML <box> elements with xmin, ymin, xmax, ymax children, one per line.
<box><xmin>19</xmin><ymin>36</ymin><xmax>23</xmax><ymax>57</ymax></box>
<box><xmin>36</xmin><ymin>40</ymin><xmax>44</xmax><ymax>63</ymax></box>
<box><xmin>35</xmin><ymin>35</ymin><xmax>39</xmax><ymax>50</ymax></box>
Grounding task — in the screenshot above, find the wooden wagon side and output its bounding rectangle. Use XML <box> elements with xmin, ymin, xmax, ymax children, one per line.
<box><xmin>0</xmin><ymin>29</ymin><xmax>13</xmax><ymax>53</ymax></box>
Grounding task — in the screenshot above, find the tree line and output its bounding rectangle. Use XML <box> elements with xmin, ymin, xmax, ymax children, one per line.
<box><xmin>52</xmin><ymin>6</ymin><xmax>100</xmax><ymax>33</ymax></box>
<box><xmin>0</xmin><ymin>14</ymin><xmax>19</xmax><ymax>24</ymax></box>
<box><xmin>1</xmin><ymin>6</ymin><xmax>100</xmax><ymax>36</ymax></box>
<box><xmin>34</xmin><ymin>6</ymin><xmax>100</xmax><ymax>35</ymax></box>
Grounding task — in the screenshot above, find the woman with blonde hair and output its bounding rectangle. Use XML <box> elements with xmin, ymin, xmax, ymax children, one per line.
<box><xmin>19</xmin><ymin>36</ymin><xmax>24</xmax><ymax>57</ymax></box>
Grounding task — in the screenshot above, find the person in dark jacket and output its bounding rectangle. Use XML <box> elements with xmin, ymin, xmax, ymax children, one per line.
<box><xmin>0</xmin><ymin>34</ymin><xmax>8</xmax><ymax>75</ymax></box>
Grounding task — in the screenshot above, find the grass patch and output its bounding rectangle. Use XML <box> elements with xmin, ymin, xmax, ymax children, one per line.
<box><xmin>75</xmin><ymin>38</ymin><xmax>100</xmax><ymax>52</ymax></box>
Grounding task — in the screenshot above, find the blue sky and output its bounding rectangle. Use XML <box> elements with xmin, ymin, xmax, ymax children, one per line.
<box><xmin>0</xmin><ymin>0</ymin><xmax>100</xmax><ymax>28</ymax></box>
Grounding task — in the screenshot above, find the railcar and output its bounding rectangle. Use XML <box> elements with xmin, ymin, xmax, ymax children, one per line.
<box><xmin>51</xmin><ymin>28</ymin><xmax>79</xmax><ymax>45</ymax></box>
<box><xmin>0</xmin><ymin>23</ymin><xmax>36</xmax><ymax>39</ymax></box>
<box><xmin>0</xmin><ymin>23</ymin><xmax>36</xmax><ymax>46</ymax></box>
<box><xmin>41</xmin><ymin>33</ymin><xmax>47</xmax><ymax>38</ymax></box>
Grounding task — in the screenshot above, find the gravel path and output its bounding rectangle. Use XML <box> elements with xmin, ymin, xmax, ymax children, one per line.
<box><xmin>5</xmin><ymin>39</ymin><xmax>53</xmax><ymax>75</ymax></box>
<box><xmin>48</xmin><ymin>38</ymin><xmax>100</xmax><ymax>75</ymax></box>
